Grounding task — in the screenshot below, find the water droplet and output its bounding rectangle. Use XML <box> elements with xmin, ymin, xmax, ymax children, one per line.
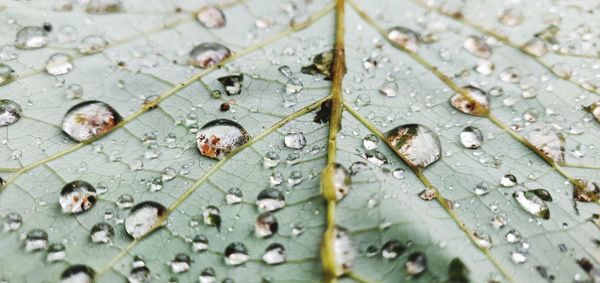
<box><xmin>379</xmin><ymin>81</ymin><xmax>399</xmax><ymax>97</ymax></box>
<box><xmin>25</xmin><ymin>228</ymin><xmax>48</xmax><ymax>251</ymax></box>
<box><xmin>385</xmin><ymin>124</ymin><xmax>441</xmax><ymax>168</ymax></box>
<box><xmin>46</xmin><ymin>53</ymin><xmax>74</xmax><ymax>76</ymax></box>
<box><xmin>333</xmin><ymin>164</ymin><xmax>351</xmax><ymax>201</ymax></box>
<box><xmin>189</xmin><ymin>43</ymin><xmax>231</xmax><ymax>68</ymax></box>
<box><xmin>362</xmin><ymin>150</ymin><xmax>388</xmax><ymax>166</ymax></box>
<box><xmin>57</xmin><ymin>25</ymin><xmax>78</xmax><ymax>43</ymax></box>
<box><xmin>381</xmin><ymin>240</ymin><xmax>406</xmax><ymax>260</ymax></box>
<box><xmin>287</xmin><ymin>170</ymin><xmax>303</xmax><ymax>187</ymax></box>
<box><xmin>62</xmin><ymin>101</ymin><xmax>121</xmax><ymax>142</ymax></box>
<box><xmin>3</xmin><ymin>212</ymin><xmax>22</xmax><ymax>232</ymax></box>
<box><xmin>224</xmin><ymin>242</ymin><xmax>249</xmax><ymax>266</ymax></box>
<box><xmin>499</xmin><ymin>67</ymin><xmax>520</xmax><ymax>83</ymax></box>
<box><xmin>584</xmin><ymin>101</ymin><xmax>600</xmax><ymax>124</ymax></box>
<box><xmin>498</xmin><ymin>8</ymin><xmax>523</xmax><ymax>26</ymax></box>
<box><xmin>551</xmin><ymin>63</ymin><xmax>571</xmax><ymax>79</ymax></box>
<box><xmin>505</xmin><ymin>229</ymin><xmax>521</xmax><ymax>243</ymax></box>
<box><xmin>392</xmin><ymin>168</ymin><xmax>405</xmax><ymax>179</ymax></box>
<box><xmin>256</xmin><ymin>188</ymin><xmax>285</xmax><ymax>212</ymax></box>
<box><xmin>59</xmin><ymin>181</ymin><xmax>96</xmax><ymax>214</ymax></box>
<box><xmin>263</xmin><ymin>243</ymin><xmax>286</xmax><ymax>265</ymax></box>
<box><xmin>66</xmin><ymin>84</ymin><xmax>84</xmax><ymax>99</ymax></box>
<box><xmin>0</xmin><ymin>99</ymin><xmax>22</xmax><ymax>127</ymax></box>
<box><xmin>79</xmin><ymin>35</ymin><xmax>108</xmax><ymax>54</ymax></box>
<box><xmin>500</xmin><ymin>174</ymin><xmax>517</xmax><ymax>187</ymax></box>
<box><xmin>255</xmin><ymin>212</ymin><xmax>278</xmax><ymax>238</ymax></box>
<box><xmin>15</xmin><ymin>26</ymin><xmax>48</xmax><ymax>49</ymax></box>
<box><xmin>117</xmin><ymin>194</ymin><xmax>134</xmax><ymax>209</ymax></box>
<box><xmin>47</xmin><ymin>243</ymin><xmax>67</xmax><ymax>262</ymax></box>
<box><xmin>196</xmin><ymin>119</ymin><xmax>250</xmax><ymax>160</ymax></box>
<box><xmin>269</xmin><ymin>172</ymin><xmax>284</xmax><ymax>187</ymax></box>
<box><xmin>332</xmin><ymin>227</ymin><xmax>355</xmax><ymax>276</ymax></box>
<box><xmin>405</xmin><ymin>252</ymin><xmax>427</xmax><ymax>276</ymax></box>
<box><xmin>197</xmin><ymin>6</ymin><xmax>226</xmax><ymax>28</ymax></box>
<box><xmin>301</xmin><ymin>50</ymin><xmax>333</xmax><ymax>80</ymax></box>
<box><xmin>263</xmin><ymin>151</ymin><xmax>280</xmax><ymax>168</ymax></box>
<box><xmin>463</xmin><ymin>36</ymin><xmax>491</xmax><ymax>58</ymax></box>
<box><xmin>474</xmin><ymin>60</ymin><xmax>494</xmax><ymax>75</ymax></box>
<box><xmin>472</xmin><ymin>230</ymin><xmax>492</xmax><ymax>249</ymax></box>
<box><xmin>419</xmin><ymin>189</ymin><xmax>436</xmax><ymax>201</ymax></box>
<box><xmin>513</xmin><ymin>190</ymin><xmax>550</xmax><ymax>219</ymax></box>
<box><xmin>203</xmin><ymin>206</ymin><xmax>221</xmax><ymax>230</ymax></box>
<box><xmin>60</xmin><ymin>264</ymin><xmax>94</xmax><ymax>283</ymax></box>
<box><xmin>128</xmin><ymin>266</ymin><xmax>151</xmax><ymax>283</ymax></box>
<box><xmin>226</xmin><ymin>187</ymin><xmax>243</xmax><ymax>205</ymax></box>
<box><xmin>90</xmin><ymin>222</ymin><xmax>114</xmax><ymax>244</ymax></box>
<box><xmin>284</xmin><ymin>132</ymin><xmax>306</xmax><ymax>149</ymax></box>
<box><xmin>450</xmin><ymin>86</ymin><xmax>490</xmax><ymax>116</ymax></box>
<box><xmin>192</xmin><ymin>234</ymin><xmax>209</xmax><ymax>252</ymax></box>
<box><xmin>125</xmin><ymin>201</ymin><xmax>166</xmax><ymax>239</ymax></box>
<box><xmin>510</xmin><ymin>250</ymin><xmax>527</xmax><ymax>264</ymax></box>
<box><xmin>526</xmin><ymin>127</ymin><xmax>565</xmax><ymax>164</ymax></box>
<box><xmin>522</xmin><ymin>38</ymin><xmax>547</xmax><ymax>57</ymax></box>
<box><xmin>573</xmin><ymin>179</ymin><xmax>599</xmax><ymax>202</ymax></box>
<box><xmin>387</xmin><ymin>27</ymin><xmax>420</xmax><ymax>52</ymax></box>
<box><xmin>199</xmin><ymin>267</ymin><xmax>216</xmax><ymax>283</ymax></box>
<box><xmin>0</xmin><ymin>63</ymin><xmax>14</xmax><ymax>85</ymax></box>
<box><xmin>362</xmin><ymin>134</ymin><xmax>379</xmax><ymax>150</ymax></box>
<box><xmin>218</xmin><ymin>74</ymin><xmax>243</xmax><ymax>95</ymax></box>
<box><xmin>460</xmin><ymin>126</ymin><xmax>483</xmax><ymax>149</ymax></box>
<box><xmin>86</xmin><ymin>0</ymin><xmax>124</xmax><ymax>13</ymax></box>
<box><xmin>170</xmin><ymin>253</ymin><xmax>191</xmax><ymax>273</ymax></box>
<box><xmin>474</xmin><ymin>182</ymin><xmax>490</xmax><ymax>196</ymax></box>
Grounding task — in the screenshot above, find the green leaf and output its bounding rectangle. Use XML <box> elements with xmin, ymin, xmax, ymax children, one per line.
<box><xmin>0</xmin><ymin>0</ymin><xmax>599</xmax><ymax>282</ymax></box>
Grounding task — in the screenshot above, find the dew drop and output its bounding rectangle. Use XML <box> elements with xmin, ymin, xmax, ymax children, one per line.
<box><xmin>117</xmin><ymin>194</ymin><xmax>134</xmax><ymax>209</ymax></box>
<box><xmin>263</xmin><ymin>243</ymin><xmax>286</xmax><ymax>265</ymax></box>
<box><xmin>332</xmin><ymin>227</ymin><xmax>355</xmax><ymax>276</ymax></box>
<box><xmin>198</xmin><ymin>267</ymin><xmax>216</xmax><ymax>283</ymax></box>
<box><xmin>47</xmin><ymin>242</ymin><xmax>67</xmax><ymax>262</ymax></box>
<box><xmin>224</xmin><ymin>242</ymin><xmax>249</xmax><ymax>266</ymax></box>
<box><xmin>500</xmin><ymin>174</ymin><xmax>517</xmax><ymax>187</ymax></box>
<box><xmin>450</xmin><ymin>86</ymin><xmax>490</xmax><ymax>116</ymax></box>
<box><xmin>284</xmin><ymin>132</ymin><xmax>307</xmax><ymax>150</ymax></box>
<box><xmin>189</xmin><ymin>43</ymin><xmax>231</xmax><ymax>68</ymax></box>
<box><xmin>263</xmin><ymin>151</ymin><xmax>280</xmax><ymax>169</ymax></box>
<box><xmin>197</xmin><ymin>6</ymin><xmax>226</xmax><ymax>28</ymax></box>
<box><xmin>170</xmin><ymin>253</ymin><xmax>191</xmax><ymax>273</ymax></box>
<box><xmin>60</xmin><ymin>264</ymin><xmax>94</xmax><ymax>283</ymax></box>
<box><xmin>128</xmin><ymin>266</ymin><xmax>151</xmax><ymax>283</ymax></box>
<box><xmin>573</xmin><ymin>179</ymin><xmax>599</xmax><ymax>202</ymax></box>
<box><xmin>203</xmin><ymin>206</ymin><xmax>221</xmax><ymax>230</ymax></box>
<box><xmin>46</xmin><ymin>53</ymin><xmax>74</xmax><ymax>76</ymax></box>
<box><xmin>59</xmin><ymin>181</ymin><xmax>97</xmax><ymax>214</ymax></box>
<box><xmin>460</xmin><ymin>126</ymin><xmax>483</xmax><ymax>149</ymax></box>
<box><xmin>499</xmin><ymin>67</ymin><xmax>521</xmax><ymax>83</ymax></box>
<box><xmin>379</xmin><ymin>81</ymin><xmax>399</xmax><ymax>97</ymax></box>
<box><xmin>218</xmin><ymin>74</ymin><xmax>243</xmax><ymax>95</ymax></box>
<box><xmin>0</xmin><ymin>63</ymin><xmax>14</xmax><ymax>85</ymax></box>
<box><xmin>551</xmin><ymin>63</ymin><xmax>572</xmax><ymax>79</ymax></box>
<box><xmin>25</xmin><ymin>228</ymin><xmax>48</xmax><ymax>252</ymax></box>
<box><xmin>226</xmin><ymin>187</ymin><xmax>243</xmax><ymax>205</ymax></box>
<box><xmin>385</xmin><ymin>124</ymin><xmax>441</xmax><ymax>168</ymax></box>
<box><xmin>584</xmin><ymin>102</ymin><xmax>600</xmax><ymax>124</ymax></box>
<box><xmin>192</xmin><ymin>234</ymin><xmax>209</xmax><ymax>252</ymax></box>
<box><xmin>362</xmin><ymin>134</ymin><xmax>379</xmax><ymax>150</ymax></box>
<box><xmin>474</xmin><ymin>60</ymin><xmax>494</xmax><ymax>75</ymax></box>
<box><xmin>362</xmin><ymin>150</ymin><xmax>388</xmax><ymax>166</ymax></box>
<box><xmin>498</xmin><ymin>8</ymin><xmax>523</xmax><ymax>26</ymax></box>
<box><xmin>525</xmin><ymin>127</ymin><xmax>565</xmax><ymax>164</ymax></box>
<box><xmin>505</xmin><ymin>229</ymin><xmax>521</xmax><ymax>243</ymax></box>
<box><xmin>196</xmin><ymin>119</ymin><xmax>250</xmax><ymax>160</ymax></box>
<box><xmin>513</xmin><ymin>190</ymin><xmax>550</xmax><ymax>219</ymax></box>
<box><xmin>66</xmin><ymin>84</ymin><xmax>84</xmax><ymax>99</ymax></box>
<box><xmin>3</xmin><ymin>212</ymin><xmax>22</xmax><ymax>232</ymax></box>
<box><xmin>387</xmin><ymin>27</ymin><xmax>420</xmax><ymax>52</ymax></box>
<box><xmin>392</xmin><ymin>168</ymin><xmax>405</xmax><ymax>179</ymax></box>
<box><xmin>256</xmin><ymin>188</ymin><xmax>285</xmax><ymax>212</ymax></box>
<box><xmin>0</xmin><ymin>99</ymin><xmax>22</xmax><ymax>127</ymax></box>
<box><xmin>90</xmin><ymin>222</ymin><xmax>114</xmax><ymax>243</ymax></box>
<box><xmin>406</xmin><ymin>252</ymin><xmax>427</xmax><ymax>276</ymax></box>
<box><xmin>381</xmin><ymin>240</ymin><xmax>406</xmax><ymax>260</ymax></box>
<box><xmin>463</xmin><ymin>36</ymin><xmax>491</xmax><ymax>58</ymax></box>
<box><xmin>124</xmin><ymin>201</ymin><xmax>166</xmax><ymax>239</ymax></box>
<box><xmin>15</xmin><ymin>26</ymin><xmax>48</xmax><ymax>49</ymax></box>
<box><xmin>474</xmin><ymin>182</ymin><xmax>490</xmax><ymax>196</ymax></box>
<box><xmin>522</xmin><ymin>38</ymin><xmax>547</xmax><ymax>57</ymax></box>
<box><xmin>62</xmin><ymin>101</ymin><xmax>121</xmax><ymax>142</ymax></box>
<box><xmin>472</xmin><ymin>230</ymin><xmax>492</xmax><ymax>249</ymax></box>
<box><xmin>79</xmin><ymin>35</ymin><xmax>108</xmax><ymax>54</ymax></box>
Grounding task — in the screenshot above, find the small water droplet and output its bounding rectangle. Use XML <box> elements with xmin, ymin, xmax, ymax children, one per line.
<box><xmin>196</xmin><ymin>119</ymin><xmax>250</xmax><ymax>160</ymax></box>
<box><xmin>463</xmin><ymin>36</ymin><xmax>491</xmax><ymax>58</ymax></box>
<box><xmin>60</xmin><ymin>264</ymin><xmax>94</xmax><ymax>283</ymax></box>
<box><xmin>15</xmin><ymin>26</ymin><xmax>48</xmax><ymax>49</ymax></box>
<box><xmin>526</xmin><ymin>127</ymin><xmax>565</xmax><ymax>164</ymax></box>
<box><xmin>263</xmin><ymin>151</ymin><xmax>280</xmax><ymax>169</ymax></box>
<box><xmin>472</xmin><ymin>230</ymin><xmax>492</xmax><ymax>249</ymax></box>
<box><xmin>62</xmin><ymin>101</ymin><xmax>121</xmax><ymax>142</ymax></box>
<box><xmin>284</xmin><ymin>132</ymin><xmax>306</xmax><ymax>149</ymax></box>
<box><xmin>498</xmin><ymin>8</ymin><xmax>523</xmax><ymax>26</ymax></box>
<box><xmin>192</xmin><ymin>234</ymin><xmax>209</xmax><ymax>252</ymax></box>
<box><xmin>450</xmin><ymin>86</ymin><xmax>490</xmax><ymax>116</ymax></box>
<box><xmin>263</xmin><ymin>243</ymin><xmax>286</xmax><ymax>265</ymax></box>
<box><xmin>189</xmin><ymin>43</ymin><xmax>231</xmax><ymax>68</ymax></box>
<box><xmin>362</xmin><ymin>134</ymin><xmax>379</xmax><ymax>150</ymax></box>
<box><xmin>460</xmin><ymin>126</ymin><xmax>483</xmax><ymax>149</ymax></box>
<box><xmin>203</xmin><ymin>206</ymin><xmax>221</xmax><ymax>230</ymax></box>
<box><xmin>585</xmin><ymin>102</ymin><xmax>600</xmax><ymax>124</ymax></box>
<box><xmin>513</xmin><ymin>190</ymin><xmax>550</xmax><ymax>219</ymax></box>
<box><xmin>128</xmin><ymin>266</ymin><xmax>151</xmax><ymax>283</ymax></box>
<box><xmin>522</xmin><ymin>38</ymin><xmax>547</xmax><ymax>57</ymax></box>
<box><xmin>405</xmin><ymin>252</ymin><xmax>427</xmax><ymax>276</ymax></box>
<box><xmin>59</xmin><ymin>181</ymin><xmax>96</xmax><ymax>214</ymax></box>
<box><xmin>117</xmin><ymin>194</ymin><xmax>134</xmax><ymax>209</ymax></box>
<box><xmin>500</xmin><ymin>67</ymin><xmax>521</xmax><ymax>83</ymax></box>
<box><xmin>47</xmin><ymin>242</ymin><xmax>67</xmax><ymax>262</ymax></box>
<box><xmin>256</xmin><ymin>188</ymin><xmax>285</xmax><ymax>212</ymax></box>
<box><xmin>381</xmin><ymin>240</ymin><xmax>406</xmax><ymax>260</ymax></box>
<box><xmin>46</xmin><ymin>53</ymin><xmax>74</xmax><ymax>76</ymax></box>
<box><xmin>218</xmin><ymin>74</ymin><xmax>243</xmax><ymax>95</ymax></box>
<box><xmin>0</xmin><ymin>63</ymin><xmax>14</xmax><ymax>85</ymax></box>
<box><xmin>386</xmin><ymin>124</ymin><xmax>441</xmax><ymax>168</ymax></box>
<box><xmin>573</xmin><ymin>179</ymin><xmax>599</xmax><ymax>202</ymax></box>
<box><xmin>198</xmin><ymin>267</ymin><xmax>216</xmax><ymax>283</ymax></box>
<box><xmin>25</xmin><ymin>228</ymin><xmax>48</xmax><ymax>252</ymax></box>
<box><xmin>392</xmin><ymin>168</ymin><xmax>405</xmax><ymax>179</ymax></box>
<box><xmin>387</xmin><ymin>27</ymin><xmax>420</xmax><ymax>52</ymax></box>
<box><xmin>79</xmin><ymin>35</ymin><xmax>108</xmax><ymax>54</ymax></box>
<box><xmin>197</xmin><ymin>6</ymin><xmax>226</xmax><ymax>28</ymax></box>
<box><xmin>125</xmin><ymin>201</ymin><xmax>166</xmax><ymax>239</ymax></box>
<box><xmin>170</xmin><ymin>253</ymin><xmax>191</xmax><ymax>273</ymax></box>
<box><xmin>505</xmin><ymin>229</ymin><xmax>521</xmax><ymax>243</ymax></box>
<box><xmin>474</xmin><ymin>182</ymin><xmax>490</xmax><ymax>196</ymax></box>
<box><xmin>0</xmin><ymin>100</ymin><xmax>22</xmax><ymax>127</ymax></box>
<box><xmin>255</xmin><ymin>212</ymin><xmax>278</xmax><ymax>238</ymax></box>
<box><xmin>86</xmin><ymin>0</ymin><xmax>124</xmax><ymax>13</ymax></box>
<box><xmin>3</xmin><ymin>212</ymin><xmax>22</xmax><ymax>232</ymax></box>
<box><xmin>500</xmin><ymin>174</ymin><xmax>518</xmax><ymax>187</ymax></box>
<box><xmin>224</xmin><ymin>242</ymin><xmax>249</xmax><ymax>266</ymax></box>
<box><xmin>226</xmin><ymin>187</ymin><xmax>243</xmax><ymax>205</ymax></box>
<box><xmin>90</xmin><ymin>222</ymin><xmax>114</xmax><ymax>243</ymax></box>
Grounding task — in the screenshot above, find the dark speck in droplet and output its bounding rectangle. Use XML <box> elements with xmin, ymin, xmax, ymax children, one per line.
<box><xmin>43</xmin><ymin>22</ymin><xmax>52</xmax><ymax>32</ymax></box>
<box><xmin>314</xmin><ymin>99</ymin><xmax>332</xmax><ymax>124</ymax></box>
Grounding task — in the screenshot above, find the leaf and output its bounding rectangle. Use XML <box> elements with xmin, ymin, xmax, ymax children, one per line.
<box><xmin>0</xmin><ymin>0</ymin><xmax>599</xmax><ymax>282</ymax></box>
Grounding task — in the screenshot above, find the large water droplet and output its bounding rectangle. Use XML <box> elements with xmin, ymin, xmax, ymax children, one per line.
<box><xmin>513</xmin><ymin>190</ymin><xmax>550</xmax><ymax>219</ymax></box>
<box><xmin>450</xmin><ymin>86</ymin><xmax>490</xmax><ymax>116</ymax></box>
<box><xmin>387</xmin><ymin>27</ymin><xmax>420</xmax><ymax>52</ymax></box>
<box><xmin>256</xmin><ymin>188</ymin><xmax>285</xmax><ymax>212</ymax></box>
<box><xmin>224</xmin><ymin>242</ymin><xmax>249</xmax><ymax>266</ymax></box>
<box><xmin>86</xmin><ymin>0</ymin><xmax>124</xmax><ymax>14</ymax></box>
<box><xmin>197</xmin><ymin>6</ymin><xmax>226</xmax><ymax>28</ymax></box>
<box><xmin>0</xmin><ymin>63</ymin><xmax>14</xmax><ymax>85</ymax></box>
<box><xmin>196</xmin><ymin>119</ymin><xmax>250</xmax><ymax>160</ymax></box>
<box><xmin>46</xmin><ymin>53</ymin><xmax>74</xmax><ymax>76</ymax></box>
<box><xmin>332</xmin><ymin>227</ymin><xmax>355</xmax><ymax>276</ymax></box>
<box><xmin>62</xmin><ymin>101</ymin><xmax>121</xmax><ymax>142</ymax></box>
<box><xmin>385</xmin><ymin>124</ymin><xmax>441</xmax><ymax>168</ymax></box>
<box><xmin>463</xmin><ymin>36</ymin><xmax>491</xmax><ymax>58</ymax></box>
<box><xmin>573</xmin><ymin>179</ymin><xmax>599</xmax><ymax>202</ymax></box>
<box><xmin>59</xmin><ymin>181</ymin><xmax>97</xmax><ymax>214</ymax></box>
<box><xmin>60</xmin><ymin>264</ymin><xmax>94</xmax><ymax>283</ymax></box>
<box><xmin>584</xmin><ymin>101</ymin><xmax>600</xmax><ymax>124</ymax></box>
<box><xmin>406</xmin><ymin>252</ymin><xmax>427</xmax><ymax>276</ymax></box>
<box><xmin>125</xmin><ymin>201</ymin><xmax>166</xmax><ymax>239</ymax></box>
<box><xmin>526</xmin><ymin>127</ymin><xmax>565</xmax><ymax>164</ymax></box>
<box><xmin>189</xmin><ymin>43</ymin><xmax>231</xmax><ymax>68</ymax></box>
<box><xmin>0</xmin><ymin>99</ymin><xmax>22</xmax><ymax>127</ymax></box>
<box><xmin>15</xmin><ymin>26</ymin><xmax>48</xmax><ymax>49</ymax></box>
<box><xmin>263</xmin><ymin>243</ymin><xmax>286</xmax><ymax>265</ymax></box>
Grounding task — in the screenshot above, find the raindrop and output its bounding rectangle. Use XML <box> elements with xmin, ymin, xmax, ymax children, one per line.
<box><xmin>472</xmin><ymin>231</ymin><xmax>492</xmax><ymax>249</ymax></box>
<box><xmin>551</xmin><ymin>63</ymin><xmax>572</xmax><ymax>79</ymax></box>
<box><xmin>263</xmin><ymin>243</ymin><xmax>286</xmax><ymax>265</ymax></box>
<box><xmin>255</xmin><ymin>212</ymin><xmax>278</xmax><ymax>238</ymax></box>
<box><xmin>499</xmin><ymin>67</ymin><xmax>521</xmax><ymax>83</ymax></box>
<box><xmin>125</xmin><ymin>201</ymin><xmax>166</xmax><ymax>239</ymax></box>
<box><xmin>3</xmin><ymin>212</ymin><xmax>22</xmax><ymax>232</ymax></box>
<box><xmin>284</xmin><ymin>132</ymin><xmax>306</xmax><ymax>149</ymax></box>
<box><xmin>57</xmin><ymin>25</ymin><xmax>78</xmax><ymax>43</ymax></box>
<box><xmin>450</xmin><ymin>86</ymin><xmax>490</xmax><ymax>116</ymax></box>
<box><xmin>198</xmin><ymin>268</ymin><xmax>216</xmax><ymax>283</ymax></box>
<box><xmin>381</xmin><ymin>240</ymin><xmax>406</xmax><ymax>260</ymax></box>
<box><xmin>86</xmin><ymin>0</ymin><xmax>124</xmax><ymax>13</ymax></box>
<box><xmin>500</xmin><ymin>174</ymin><xmax>517</xmax><ymax>187</ymax></box>
<box><xmin>197</xmin><ymin>6</ymin><xmax>226</xmax><ymax>28</ymax></box>
<box><xmin>333</xmin><ymin>163</ymin><xmax>351</xmax><ymax>201</ymax></box>
<box><xmin>513</xmin><ymin>190</ymin><xmax>550</xmax><ymax>219</ymax></box>
<box><xmin>474</xmin><ymin>182</ymin><xmax>490</xmax><ymax>196</ymax></box>
<box><xmin>0</xmin><ymin>100</ymin><xmax>22</xmax><ymax>127</ymax></box>
<box><xmin>392</xmin><ymin>168</ymin><xmax>405</xmax><ymax>179</ymax></box>
<box><xmin>196</xmin><ymin>119</ymin><xmax>250</xmax><ymax>160</ymax></box>
<box><xmin>192</xmin><ymin>234</ymin><xmax>208</xmax><ymax>252</ymax></box>
<box><xmin>79</xmin><ymin>35</ymin><xmax>108</xmax><ymax>54</ymax></box>
<box><xmin>90</xmin><ymin>222</ymin><xmax>114</xmax><ymax>243</ymax></box>
<box><xmin>573</xmin><ymin>179</ymin><xmax>599</xmax><ymax>202</ymax></box>
<box><xmin>584</xmin><ymin>102</ymin><xmax>600</xmax><ymax>124</ymax></box>
<box><xmin>226</xmin><ymin>188</ymin><xmax>243</xmax><ymax>205</ymax></box>
<box><xmin>269</xmin><ymin>172</ymin><xmax>284</xmax><ymax>187</ymax></box>
<box><xmin>463</xmin><ymin>36</ymin><xmax>491</xmax><ymax>58</ymax></box>
<box><xmin>218</xmin><ymin>74</ymin><xmax>243</xmax><ymax>96</ymax></box>
<box><xmin>128</xmin><ymin>266</ymin><xmax>151</xmax><ymax>283</ymax></box>
<box><xmin>292</xmin><ymin>221</ymin><xmax>305</xmax><ymax>236</ymax></box>
<box><xmin>460</xmin><ymin>126</ymin><xmax>483</xmax><ymax>149</ymax></box>
<box><xmin>287</xmin><ymin>170</ymin><xmax>303</xmax><ymax>187</ymax></box>
<box><xmin>66</xmin><ymin>84</ymin><xmax>84</xmax><ymax>99</ymax></box>
<box><xmin>362</xmin><ymin>134</ymin><xmax>379</xmax><ymax>150</ymax></box>
<box><xmin>332</xmin><ymin>227</ymin><xmax>354</xmax><ymax>276</ymax></box>
<box><xmin>0</xmin><ymin>63</ymin><xmax>14</xmax><ymax>85</ymax></box>
<box><xmin>405</xmin><ymin>252</ymin><xmax>427</xmax><ymax>276</ymax></box>
<box><xmin>379</xmin><ymin>81</ymin><xmax>399</xmax><ymax>97</ymax></box>
<box><xmin>526</xmin><ymin>128</ymin><xmax>565</xmax><ymax>164</ymax></box>
<box><xmin>385</xmin><ymin>124</ymin><xmax>441</xmax><ymax>168</ymax></box>
<box><xmin>117</xmin><ymin>194</ymin><xmax>134</xmax><ymax>209</ymax></box>
<box><xmin>474</xmin><ymin>60</ymin><xmax>494</xmax><ymax>75</ymax></box>
<box><xmin>60</xmin><ymin>265</ymin><xmax>94</xmax><ymax>283</ymax></box>
<box><xmin>350</xmin><ymin>161</ymin><xmax>369</xmax><ymax>175</ymax></box>
<box><xmin>62</xmin><ymin>101</ymin><xmax>121</xmax><ymax>142</ymax></box>
<box><xmin>522</xmin><ymin>38</ymin><xmax>547</xmax><ymax>57</ymax></box>
<box><xmin>59</xmin><ymin>180</ymin><xmax>97</xmax><ymax>214</ymax></box>
<box><xmin>387</xmin><ymin>27</ymin><xmax>420</xmax><ymax>52</ymax></box>
<box><xmin>505</xmin><ymin>229</ymin><xmax>521</xmax><ymax>243</ymax></box>
<box><xmin>263</xmin><ymin>151</ymin><xmax>280</xmax><ymax>168</ymax></box>
<box><xmin>25</xmin><ymin>229</ymin><xmax>48</xmax><ymax>252</ymax></box>
<box><xmin>46</xmin><ymin>53</ymin><xmax>74</xmax><ymax>76</ymax></box>
<box><xmin>256</xmin><ymin>188</ymin><xmax>286</xmax><ymax>212</ymax></box>
<box><xmin>510</xmin><ymin>250</ymin><xmax>527</xmax><ymax>264</ymax></box>
<box><xmin>498</xmin><ymin>8</ymin><xmax>523</xmax><ymax>26</ymax></box>
<box><xmin>170</xmin><ymin>253</ymin><xmax>191</xmax><ymax>273</ymax></box>
<box><xmin>203</xmin><ymin>206</ymin><xmax>221</xmax><ymax>230</ymax></box>
<box><xmin>301</xmin><ymin>50</ymin><xmax>333</xmax><ymax>80</ymax></box>
<box><xmin>224</xmin><ymin>242</ymin><xmax>249</xmax><ymax>266</ymax></box>
<box><xmin>189</xmin><ymin>43</ymin><xmax>231</xmax><ymax>68</ymax></box>
<box><xmin>362</xmin><ymin>150</ymin><xmax>388</xmax><ymax>166</ymax></box>
<box><xmin>15</xmin><ymin>26</ymin><xmax>48</xmax><ymax>49</ymax></box>
<box><xmin>47</xmin><ymin>243</ymin><xmax>67</xmax><ymax>262</ymax></box>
